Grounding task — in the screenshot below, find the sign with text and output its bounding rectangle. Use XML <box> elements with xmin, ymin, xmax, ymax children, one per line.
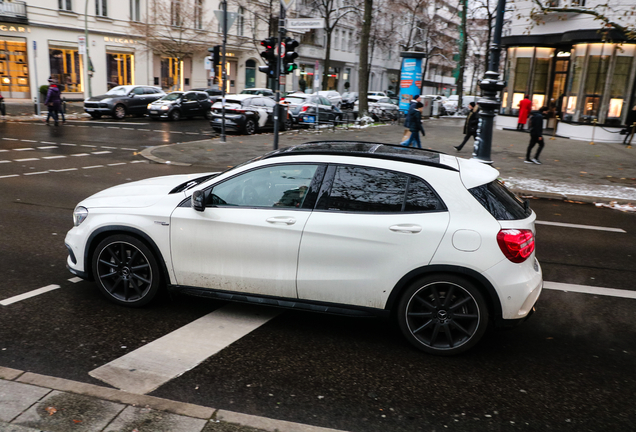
<box><xmin>287</xmin><ymin>18</ymin><xmax>325</xmax><ymax>30</ymax></box>
<box><xmin>78</xmin><ymin>36</ymin><xmax>86</xmax><ymax>55</ymax></box>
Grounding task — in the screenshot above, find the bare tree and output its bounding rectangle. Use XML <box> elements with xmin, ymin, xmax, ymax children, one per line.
<box><xmin>358</xmin><ymin>0</ymin><xmax>373</xmax><ymax>116</ymax></box>
<box><xmin>131</xmin><ymin>0</ymin><xmax>219</xmax><ymax>89</ymax></box>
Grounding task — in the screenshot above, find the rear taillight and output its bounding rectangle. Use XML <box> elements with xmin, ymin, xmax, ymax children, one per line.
<box><xmin>301</xmin><ymin>106</ymin><xmax>309</xmax><ymax>112</ymax></box>
<box><xmin>497</xmin><ymin>229</ymin><xmax>535</xmax><ymax>263</ymax></box>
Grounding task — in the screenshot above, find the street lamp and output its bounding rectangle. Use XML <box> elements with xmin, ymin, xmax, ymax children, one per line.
<box><xmin>473</xmin><ymin>0</ymin><xmax>506</xmax><ymax>164</ymax></box>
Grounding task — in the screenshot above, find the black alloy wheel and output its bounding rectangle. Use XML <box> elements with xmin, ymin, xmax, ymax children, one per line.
<box><xmin>92</xmin><ymin>235</ymin><xmax>161</xmax><ymax>307</ymax></box>
<box><xmin>244</xmin><ymin>118</ymin><xmax>257</xmax><ymax>135</ymax></box>
<box><xmin>113</xmin><ymin>104</ymin><xmax>127</xmax><ymax>119</ymax></box>
<box><xmin>397</xmin><ymin>274</ymin><xmax>488</xmax><ymax>355</ymax></box>
<box><xmin>170</xmin><ymin>109</ymin><xmax>181</xmax><ymax>121</ymax></box>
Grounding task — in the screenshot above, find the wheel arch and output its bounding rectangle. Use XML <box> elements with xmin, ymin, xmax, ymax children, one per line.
<box><xmin>83</xmin><ymin>226</ymin><xmax>171</xmax><ymax>284</ymax></box>
<box><xmin>385</xmin><ymin>265</ymin><xmax>503</xmax><ymax>321</ymax></box>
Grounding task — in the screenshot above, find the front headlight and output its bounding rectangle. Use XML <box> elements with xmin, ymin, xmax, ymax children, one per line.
<box><xmin>73</xmin><ymin>206</ymin><xmax>88</xmax><ymax>227</ymax></box>
<box><xmin>147</xmin><ymin>103</ymin><xmax>152</xmax><ymax>109</ymax></box>
<box><xmin>161</xmin><ymin>105</ymin><xmax>170</xmax><ymax>110</ymax></box>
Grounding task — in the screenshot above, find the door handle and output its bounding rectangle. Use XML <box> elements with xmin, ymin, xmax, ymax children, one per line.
<box><xmin>389</xmin><ymin>224</ymin><xmax>422</xmax><ymax>234</ymax></box>
<box><xmin>266</xmin><ymin>217</ymin><xmax>296</xmax><ymax>225</ymax></box>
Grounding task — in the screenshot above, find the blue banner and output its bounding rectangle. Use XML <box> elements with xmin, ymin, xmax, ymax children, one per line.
<box><xmin>398</xmin><ymin>57</ymin><xmax>423</xmax><ymax>113</ymax></box>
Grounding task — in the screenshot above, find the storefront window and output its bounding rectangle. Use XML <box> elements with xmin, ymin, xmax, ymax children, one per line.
<box><xmin>607</xmin><ymin>45</ymin><xmax>634</xmax><ymax>120</ymax></box>
<box><xmin>565</xmin><ymin>45</ymin><xmax>586</xmax><ymax>115</ymax></box>
<box><xmin>299</xmin><ymin>65</ymin><xmax>314</xmax><ymax>93</ymax></box>
<box><xmin>106</xmin><ymin>53</ymin><xmax>133</xmax><ymax>90</ymax></box>
<box><xmin>161</xmin><ymin>57</ymin><xmax>181</xmax><ymax>90</ymax></box>
<box><xmin>49</xmin><ymin>47</ymin><xmax>82</xmax><ymax>92</ymax></box>
<box><xmin>531</xmin><ymin>48</ymin><xmax>553</xmax><ymax>110</ymax></box>
<box><xmin>327</xmin><ymin>67</ymin><xmax>339</xmax><ymax>90</ymax></box>
<box><xmin>245</xmin><ymin>59</ymin><xmax>256</xmax><ymax>88</ymax></box>
<box><xmin>0</xmin><ymin>39</ymin><xmax>30</xmax><ymax>98</ymax></box>
<box><xmin>582</xmin><ymin>43</ymin><xmax>611</xmax><ymax>119</ymax></box>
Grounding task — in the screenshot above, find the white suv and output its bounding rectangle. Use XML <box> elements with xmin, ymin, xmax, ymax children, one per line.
<box><xmin>65</xmin><ymin>142</ymin><xmax>542</xmax><ymax>355</ymax></box>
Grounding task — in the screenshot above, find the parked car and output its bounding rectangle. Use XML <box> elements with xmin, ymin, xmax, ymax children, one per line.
<box><xmin>191</xmin><ymin>88</ymin><xmax>223</xmax><ymax>103</ymax></box>
<box><xmin>84</xmin><ymin>85</ymin><xmax>165</xmax><ymax>119</ymax></box>
<box><xmin>341</xmin><ymin>91</ymin><xmax>358</xmax><ymax>110</ymax></box>
<box><xmin>354</xmin><ymin>95</ymin><xmax>400</xmax><ymax>121</ymax></box>
<box><xmin>443</xmin><ymin>95</ymin><xmax>477</xmax><ymax>115</ymax></box>
<box><xmin>317</xmin><ymin>90</ymin><xmax>343</xmax><ymax>109</ymax></box>
<box><xmin>65</xmin><ymin>141</ymin><xmax>542</xmax><ymax>356</ymax></box>
<box><xmin>210</xmin><ymin>94</ymin><xmax>291</xmax><ymax>134</ymax></box>
<box><xmin>147</xmin><ymin>91</ymin><xmax>213</xmax><ymax>121</ymax></box>
<box><xmin>240</xmin><ymin>88</ymin><xmax>275</xmax><ymax>98</ymax></box>
<box><xmin>368</xmin><ymin>91</ymin><xmax>388</xmax><ymax>97</ymax></box>
<box><xmin>282</xmin><ymin>93</ymin><xmax>343</xmax><ymax>126</ymax></box>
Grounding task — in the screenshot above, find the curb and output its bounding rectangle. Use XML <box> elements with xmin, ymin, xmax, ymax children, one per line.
<box><xmin>0</xmin><ymin>366</ymin><xmax>345</xmax><ymax>432</ymax></box>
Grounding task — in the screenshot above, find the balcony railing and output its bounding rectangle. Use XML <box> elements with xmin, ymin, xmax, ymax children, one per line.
<box><xmin>0</xmin><ymin>1</ymin><xmax>28</xmax><ymax>24</ymax></box>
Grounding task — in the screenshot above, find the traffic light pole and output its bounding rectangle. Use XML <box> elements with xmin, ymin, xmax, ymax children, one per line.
<box><xmin>273</xmin><ymin>5</ymin><xmax>286</xmax><ymax>150</ymax></box>
<box><xmin>220</xmin><ymin>0</ymin><xmax>228</xmax><ymax>143</ymax></box>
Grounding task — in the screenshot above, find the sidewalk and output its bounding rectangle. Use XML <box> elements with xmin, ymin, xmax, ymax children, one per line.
<box><xmin>141</xmin><ymin>118</ymin><xmax>636</xmax><ymax>205</ymax></box>
<box><xmin>0</xmin><ymin>366</ymin><xmax>344</xmax><ymax>432</ymax></box>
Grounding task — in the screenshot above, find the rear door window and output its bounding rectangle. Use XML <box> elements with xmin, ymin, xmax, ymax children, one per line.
<box><xmin>469</xmin><ymin>180</ymin><xmax>531</xmax><ymax>220</ymax></box>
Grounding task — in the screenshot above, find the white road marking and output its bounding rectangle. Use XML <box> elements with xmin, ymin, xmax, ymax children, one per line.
<box><xmin>0</xmin><ymin>160</ymin><xmax>10</xmax><ymax>164</ymax></box>
<box><xmin>2</xmin><ymin>138</ymin><xmax>18</xmax><ymax>141</ymax></box>
<box><xmin>37</xmin><ymin>146</ymin><xmax>59</xmax><ymax>150</ymax></box>
<box><xmin>82</xmin><ymin>165</ymin><xmax>105</xmax><ymax>169</ymax></box>
<box><xmin>81</xmin><ymin>144</ymin><xmax>97</xmax><ymax>148</ymax></box>
<box><xmin>107</xmin><ymin>162</ymin><xmax>126</xmax><ymax>166</ymax></box>
<box><xmin>68</xmin><ymin>277</ymin><xmax>83</xmax><ymax>283</ymax></box>
<box><xmin>121</xmin><ymin>148</ymin><xmax>137</xmax><ymax>151</ymax></box>
<box><xmin>122</xmin><ymin>127</ymin><xmax>136</xmax><ymax>130</ymax></box>
<box><xmin>71</xmin><ymin>153</ymin><xmax>90</xmax><ymax>157</ymax></box>
<box><xmin>185</xmin><ymin>132</ymin><xmax>200</xmax><ymax>135</ymax></box>
<box><xmin>14</xmin><ymin>148</ymin><xmax>34</xmax><ymax>151</ymax></box>
<box><xmin>536</xmin><ymin>220</ymin><xmax>626</xmax><ymax>233</ymax></box>
<box><xmin>50</xmin><ymin>168</ymin><xmax>78</xmax><ymax>172</ymax></box>
<box><xmin>100</xmin><ymin>146</ymin><xmax>117</xmax><ymax>149</ymax></box>
<box><xmin>14</xmin><ymin>158</ymin><xmax>39</xmax><ymax>162</ymax></box>
<box><xmin>20</xmin><ymin>139</ymin><xmax>37</xmax><ymax>143</ymax></box>
<box><xmin>130</xmin><ymin>160</ymin><xmax>146</xmax><ymax>163</ymax></box>
<box><xmin>40</xmin><ymin>141</ymin><xmax>57</xmax><ymax>144</ymax></box>
<box><xmin>61</xmin><ymin>143</ymin><xmax>77</xmax><ymax>146</ymax></box>
<box><xmin>0</xmin><ymin>174</ymin><xmax>19</xmax><ymax>179</ymax></box>
<box><xmin>91</xmin><ymin>151</ymin><xmax>112</xmax><ymax>155</ymax></box>
<box><xmin>23</xmin><ymin>171</ymin><xmax>48</xmax><ymax>176</ymax></box>
<box><xmin>544</xmin><ymin>281</ymin><xmax>636</xmax><ymax>299</ymax></box>
<box><xmin>0</xmin><ymin>285</ymin><xmax>61</xmax><ymax>306</ymax></box>
<box><xmin>0</xmin><ymin>149</ymin><xmax>8</xmax><ymax>152</ymax></box>
<box><xmin>89</xmin><ymin>303</ymin><xmax>280</xmax><ymax>394</ymax></box>
<box><xmin>42</xmin><ymin>155</ymin><xmax>67</xmax><ymax>159</ymax></box>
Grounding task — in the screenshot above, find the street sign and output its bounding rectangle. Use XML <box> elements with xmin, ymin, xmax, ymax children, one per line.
<box><xmin>214</xmin><ymin>10</ymin><xmax>238</xmax><ymax>33</ymax></box>
<box><xmin>314</xmin><ymin>60</ymin><xmax>320</xmax><ymax>90</ymax></box>
<box><xmin>286</xmin><ymin>18</ymin><xmax>325</xmax><ymax>30</ymax></box>
<box><xmin>78</xmin><ymin>36</ymin><xmax>86</xmax><ymax>55</ymax></box>
<box><xmin>280</xmin><ymin>0</ymin><xmax>296</xmax><ymax>10</ymax></box>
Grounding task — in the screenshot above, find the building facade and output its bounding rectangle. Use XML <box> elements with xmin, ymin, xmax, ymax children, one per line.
<box><xmin>500</xmin><ymin>0</ymin><xmax>636</xmax><ymax>142</ymax></box>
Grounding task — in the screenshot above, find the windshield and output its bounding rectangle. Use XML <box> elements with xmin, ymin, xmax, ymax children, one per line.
<box><xmin>105</xmin><ymin>86</ymin><xmax>129</xmax><ymax>96</ymax></box>
<box><xmin>161</xmin><ymin>93</ymin><xmax>182</xmax><ymax>101</ymax></box>
<box><xmin>241</xmin><ymin>90</ymin><xmax>262</xmax><ymax>94</ymax></box>
<box><xmin>284</xmin><ymin>97</ymin><xmax>307</xmax><ymax>104</ymax></box>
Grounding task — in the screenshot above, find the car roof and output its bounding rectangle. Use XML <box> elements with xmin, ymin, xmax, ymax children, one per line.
<box><xmin>242</xmin><ymin>88</ymin><xmax>270</xmax><ymax>91</ymax></box>
<box><xmin>224</xmin><ymin>94</ymin><xmax>260</xmax><ymax>100</ymax></box>
<box><xmin>260</xmin><ymin>141</ymin><xmax>457</xmax><ymax>172</ymax></box>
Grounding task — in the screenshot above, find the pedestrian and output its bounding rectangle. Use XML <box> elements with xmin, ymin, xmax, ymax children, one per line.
<box><xmin>524</xmin><ymin>106</ymin><xmax>549</xmax><ymax>165</ymax></box>
<box><xmin>403</xmin><ymin>101</ymin><xmax>426</xmax><ymax>149</ymax></box>
<box><xmin>401</xmin><ymin>94</ymin><xmax>421</xmax><ymax>145</ymax></box>
<box><xmin>0</xmin><ymin>93</ymin><xmax>5</xmax><ymax>117</ymax></box>
<box><xmin>517</xmin><ymin>94</ymin><xmax>532</xmax><ymax>130</ymax></box>
<box><xmin>454</xmin><ymin>102</ymin><xmax>480</xmax><ymax>151</ymax></box>
<box><xmin>622</xmin><ymin>104</ymin><xmax>636</xmax><ymax>144</ymax></box>
<box><xmin>44</xmin><ymin>78</ymin><xmax>62</xmax><ymax>126</ymax></box>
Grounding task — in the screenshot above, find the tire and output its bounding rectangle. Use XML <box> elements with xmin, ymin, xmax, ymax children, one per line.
<box><xmin>169</xmin><ymin>109</ymin><xmax>181</xmax><ymax>121</ymax></box>
<box><xmin>113</xmin><ymin>104</ymin><xmax>127</xmax><ymax>119</ymax></box>
<box><xmin>92</xmin><ymin>234</ymin><xmax>162</xmax><ymax>307</ymax></box>
<box><xmin>397</xmin><ymin>274</ymin><xmax>489</xmax><ymax>355</ymax></box>
<box><xmin>244</xmin><ymin>118</ymin><xmax>257</xmax><ymax>135</ymax></box>
<box><xmin>89</xmin><ymin>113</ymin><xmax>102</xmax><ymax>119</ymax></box>
<box><xmin>205</xmin><ymin>109</ymin><xmax>213</xmax><ymax>120</ymax></box>
<box><xmin>333</xmin><ymin>114</ymin><xmax>342</xmax><ymax>125</ymax></box>
<box><xmin>282</xmin><ymin>117</ymin><xmax>293</xmax><ymax>131</ymax></box>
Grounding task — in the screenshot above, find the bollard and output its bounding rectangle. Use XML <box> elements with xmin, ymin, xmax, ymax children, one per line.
<box><xmin>34</xmin><ymin>97</ymin><xmax>39</xmax><ymax>115</ymax></box>
<box><xmin>550</xmin><ymin>116</ymin><xmax>559</xmax><ymax>140</ymax></box>
<box><xmin>589</xmin><ymin>118</ymin><xmax>597</xmax><ymax>145</ymax></box>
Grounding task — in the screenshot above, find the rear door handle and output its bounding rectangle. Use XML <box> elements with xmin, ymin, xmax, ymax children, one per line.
<box><xmin>389</xmin><ymin>224</ymin><xmax>422</xmax><ymax>234</ymax></box>
<box><xmin>266</xmin><ymin>217</ymin><xmax>296</xmax><ymax>225</ymax></box>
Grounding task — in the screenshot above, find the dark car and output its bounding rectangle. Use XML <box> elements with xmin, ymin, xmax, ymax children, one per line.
<box><xmin>84</xmin><ymin>85</ymin><xmax>165</xmax><ymax>119</ymax></box>
<box><xmin>147</xmin><ymin>91</ymin><xmax>213</xmax><ymax>121</ymax></box>
<box><xmin>210</xmin><ymin>94</ymin><xmax>292</xmax><ymax>135</ymax></box>
<box><xmin>281</xmin><ymin>93</ymin><xmax>343</xmax><ymax>126</ymax></box>
<box><xmin>191</xmin><ymin>88</ymin><xmax>223</xmax><ymax>104</ymax></box>
<box><xmin>341</xmin><ymin>91</ymin><xmax>358</xmax><ymax>110</ymax></box>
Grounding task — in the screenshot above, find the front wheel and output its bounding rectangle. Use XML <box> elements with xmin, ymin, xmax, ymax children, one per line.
<box><xmin>113</xmin><ymin>104</ymin><xmax>127</xmax><ymax>119</ymax></box>
<box><xmin>169</xmin><ymin>109</ymin><xmax>181</xmax><ymax>121</ymax></box>
<box><xmin>397</xmin><ymin>274</ymin><xmax>488</xmax><ymax>355</ymax></box>
<box><xmin>92</xmin><ymin>235</ymin><xmax>162</xmax><ymax>307</ymax></box>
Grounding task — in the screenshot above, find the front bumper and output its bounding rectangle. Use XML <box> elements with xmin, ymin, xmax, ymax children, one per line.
<box><xmin>84</xmin><ymin>106</ymin><xmax>113</xmax><ymax>114</ymax></box>
<box><xmin>211</xmin><ymin>115</ymin><xmax>245</xmax><ymax>130</ymax></box>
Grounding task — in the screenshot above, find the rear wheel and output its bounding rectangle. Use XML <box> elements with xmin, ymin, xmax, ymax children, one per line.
<box><xmin>397</xmin><ymin>274</ymin><xmax>488</xmax><ymax>355</ymax></box>
<box><xmin>92</xmin><ymin>235</ymin><xmax>162</xmax><ymax>307</ymax></box>
<box><xmin>244</xmin><ymin>118</ymin><xmax>257</xmax><ymax>135</ymax></box>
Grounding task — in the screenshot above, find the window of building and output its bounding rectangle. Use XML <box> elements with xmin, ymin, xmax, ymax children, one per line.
<box><xmin>96</xmin><ymin>0</ymin><xmax>108</xmax><ymax>17</ymax></box>
<box><xmin>49</xmin><ymin>48</ymin><xmax>82</xmax><ymax>92</ymax></box>
<box><xmin>171</xmin><ymin>0</ymin><xmax>181</xmax><ymax>27</ymax></box>
<box><xmin>106</xmin><ymin>53</ymin><xmax>134</xmax><ymax>90</ymax></box>
<box><xmin>0</xmin><ymin>39</ymin><xmax>30</xmax><ymax>98</ymax></box>
<box><xmin>161</xmin><ymin>57</ymin><xmax>181</xmax><ymax>90</ymax></box>
<box><xmin>59</xmin><ymin>0</ymin><xmax>73</xmax><ymax>11</ymax></box>
<box><xmin>608</xmin><ymin>45</ymin><xmax>634</xmax><ymax>120</ymax></box>
<box><xmin>245</xmin><ymin>59</ymin><xmax>256</xmax><ymax>88</ymax></box>
<box><xmin>130</xmin><ymin>0</ymin><xmax>141</xmax><ymax>21</ymax></box>
<box><xmin>531</xmin><ymin>48</ymin><xmax>553</xmax><ymax>110</ymax></box>
<box><xmin>237</xmin><ymin>7</ymin><xmax>245</xmax><ymax>36</ymax></box>
<box><xmin>194</xmin><ymin>0</ymin><xmax>203</xmax><ymax>29</ymax></box>
<box><xmin>582</xmin><ymin>43</ymin><xmax>611</xmax><ymax>120</ymax></box>
<box><xmin>334</xmin><ymin>30</ymin><xmax>339</xmax><ymax>51</ymax></box>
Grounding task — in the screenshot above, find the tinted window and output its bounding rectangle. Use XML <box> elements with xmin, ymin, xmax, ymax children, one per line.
<box><xmin>405</xmin><ymin>177</ymin><xmax>446</xmax><ymax>212</ymax></box>
<box><xmin>209</xmin><ymin>165</ymin><xmax>319</xmax><ymax>208</ymax></box>
<box><xmin>197</xmin><ymin>93</ymin><xmax>208</xmax><ymax>101</ymax></box>
<box><xmin>320</xmin><ymin>97</ymin><xmax>332</xmax><ymax>106</ymax></box>
<box><xmin>325</xmin><ymin>166</ymin><xmax>407</xmax><ymax>212</ymax></box>
<box><xmin>469</xmin><ymin>180</ymin><xmax>531</xmax><ymax>220</ymax></box>
<box><xmin>144</xmin><ymin>87</ymin><xmax>157</xmax><ymax>94</ymax></box>
<box><xmin>133</xmin><ymin>87</ymin><xmax>145</xmax><ymax>95</ymax></box>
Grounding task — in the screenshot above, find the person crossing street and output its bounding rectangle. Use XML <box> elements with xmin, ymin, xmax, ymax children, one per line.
<box><xmin>525</xmin><ymin>106</ymin><xmax>549</xmax><ymax>164</ymax></box>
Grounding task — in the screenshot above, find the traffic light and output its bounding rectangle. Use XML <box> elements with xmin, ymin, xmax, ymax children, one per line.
<box><xmin>283</xmin><ymin>38</ymin><xmax>299</xmax><ymax>74</ymax></box>
<box><xmin>258</xmin><ymin>37</ymin><xmax>278</xmax><ymax>77</ymax></box>
<box><xmin>209</xmin><ymin>45</ymin><xmax>221</xmax><ymax>68</ymax></box>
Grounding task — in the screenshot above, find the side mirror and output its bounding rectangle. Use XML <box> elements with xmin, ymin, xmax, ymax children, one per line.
<box><xmin>192</xmin><ymin>190</ymin><xmax>205</xmax><ymax>212</ymax></box>
<box><xmin>129</xmin><ymin>93</ymin><xmax>136</xmax><ymax>98</ymax></box>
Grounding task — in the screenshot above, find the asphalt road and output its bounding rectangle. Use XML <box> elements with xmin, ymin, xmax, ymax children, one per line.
<box><xmin>0</xmin><ymin>118</ymin><xmax>634</xmax><ymax>432</ymax></box>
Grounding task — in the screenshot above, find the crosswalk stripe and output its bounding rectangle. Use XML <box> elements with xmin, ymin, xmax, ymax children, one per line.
<box><xmin>89</xmin><ymin>303</ymin><xmax>280</xmax><ymax>394</ymax></box>
<box><xmin>0</xmin><ymin>285</ymin><xmax>61</xmax><ymax>306</ymax></box>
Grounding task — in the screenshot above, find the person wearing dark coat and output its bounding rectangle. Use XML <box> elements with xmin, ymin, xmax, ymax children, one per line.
<box><xmin>403</xmin><ymin>94</ymin><xmax>421</xmax><ymax>130</ymax></box>
<box><xmin>44</xmin><ymin>78</ymin><xmax>63</xmax><ymax>125</ymax></box>
<box><xmin>524</xmin><ymin>106</ymin><xmax>549</xmax><ymax>164</ymax></box>
<box><xmin>454</xmin><ymin>102</ymin><xmax>480</xmax><ymax>151</ymax></box>
<box><xmin>623</xmin><ymin>104</ymin><xmax>636</xmax><ymax>144</ymax></box>
<box><xmin>403</xmin><ymin>102</ymin><xmax>426</xmax><ymax>148</ymax></box>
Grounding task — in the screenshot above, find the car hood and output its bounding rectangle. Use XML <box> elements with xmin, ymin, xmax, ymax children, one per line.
<box><xmin>86</xmin><ymin>94</ymin><xmax>119</xmax><ymax>102</ymax></box>
<box><xmin>80</xmin><ymin>173</ymin><xmax>215</xmax><ymax>208</ymax></box>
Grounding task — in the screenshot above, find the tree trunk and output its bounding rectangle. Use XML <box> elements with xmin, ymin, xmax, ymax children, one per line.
<box><xmin>456</xmin><ymin>0</ymin><xmax>468</xmax><ymax>112</ymax></box>
<box><xmin>322</xmin><ymin>29</ymin><xmax>332</xmax><ymax>91</ymax></box>
<box><xmin>358</xmin><ymin>0</ymin><xmax>373</xmax><ymax>117</ymax></box>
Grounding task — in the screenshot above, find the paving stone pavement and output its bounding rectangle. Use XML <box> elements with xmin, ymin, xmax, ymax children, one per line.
<box><xmin>140</xmin><ymin>118</ymin><xmax>636</xmax><ymax>205</ymax></box>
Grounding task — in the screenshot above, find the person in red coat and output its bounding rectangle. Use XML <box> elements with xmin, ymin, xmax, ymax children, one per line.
<box><xmin>517</xmin><ymin>95</ymin><xmax>532</xmax><ymax>130</ymax></box>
